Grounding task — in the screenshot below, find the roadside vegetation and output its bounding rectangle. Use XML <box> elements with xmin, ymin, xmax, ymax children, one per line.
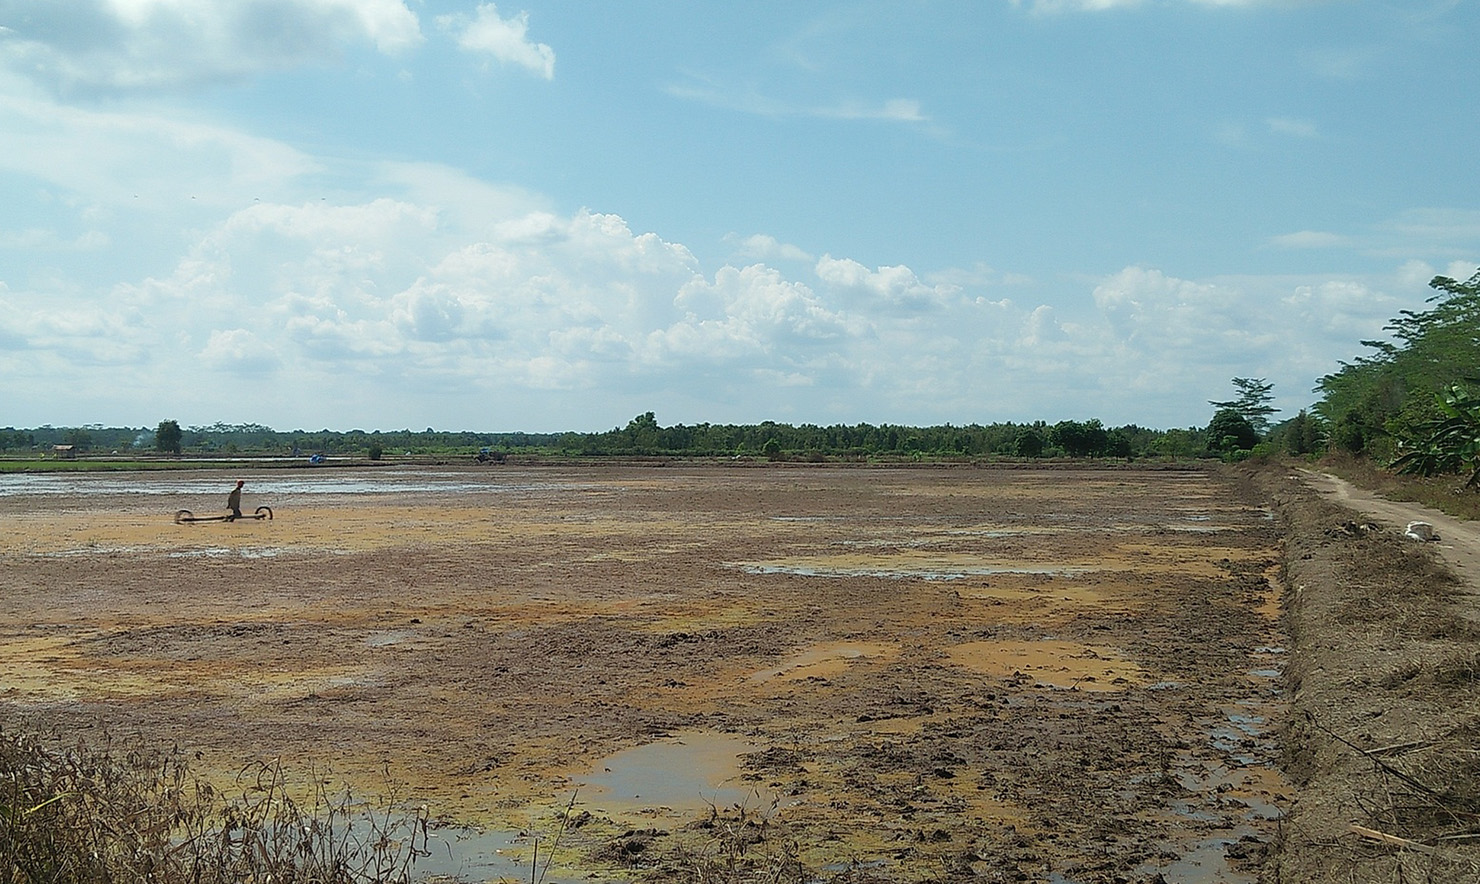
<box><xmin>0</xmin><ymin>727</ymin><xmax>428</xmax><ymax>884</ymax></box>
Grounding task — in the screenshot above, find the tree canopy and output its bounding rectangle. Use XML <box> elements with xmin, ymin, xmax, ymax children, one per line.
<box><xmin>1315</xmin><ymin>270</ymin><xmax>1480</xmax><ymax>458</ymax></box>
<box><xmin>1209</xmin><ymin>378</ymin><xmax>1278</xmax><ymax>435</ymax></box>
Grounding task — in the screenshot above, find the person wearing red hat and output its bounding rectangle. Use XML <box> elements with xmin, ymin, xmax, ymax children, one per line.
<box><xmin>226</xmin><ymin>480</ymin><xmax>244</xmax><ymax>522</ymax></box>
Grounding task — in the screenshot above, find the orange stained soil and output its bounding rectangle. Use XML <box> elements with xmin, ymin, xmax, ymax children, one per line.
<box><xmin>0</xmin><ymin>463</ymin><xmax>1288</xmax><ymax>882</ymax></box>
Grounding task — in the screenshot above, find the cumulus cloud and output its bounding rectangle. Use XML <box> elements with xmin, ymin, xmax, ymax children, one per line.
<box><xmin>814</xmin><ymin>255</ymin><xmax>956</xmax><ymax>309</ymax></box>
<box><xmin>725</xmin><ymin>233</ymin><xmax>813</xmax><ymax>264</ymax></box>
<box><xmin>0</xmin><ymin>90</ymin><xmax>1455</xmax><ymax>431</ymax></box>
<box><xmin>438</xmin><ymin>3</ymin><xmax>555</xmax><ymax>79</ymax></box>
<box><xmin>0</xmin><ymin>0</ymin><xmax>422</xmax><ymax>94</ymax></box>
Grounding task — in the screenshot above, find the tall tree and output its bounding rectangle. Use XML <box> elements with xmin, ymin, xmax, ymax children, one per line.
<box><xmin>1207</xmin><ymin>409</ymin><xmax>1258</xmax><ymax>452</ymax></box>
<box><xmin>1315</xmin><ymin>270</ymin><xmax>1480</xmax><ymax>456</ymax></box>
<box><xmin>155</xmin><ymin>419</ymin><xmax>182</xmax><ymax>454</ymax></box>
<box><xmin>1209</xmin><ymin>378</ymin><xmax>1278</xmax><ymax>435</ymax></box>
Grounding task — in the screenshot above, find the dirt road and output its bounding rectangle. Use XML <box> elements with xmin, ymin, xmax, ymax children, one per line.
<box><xmin>1299</xmin><ymin>470</ymin><xmax>1480</xmax><ymax>591</ymax></box>
<box><xmin>1268</xmin><ymin>468</ymin><xmax>1480</xmax><ymax>883</ymax></box>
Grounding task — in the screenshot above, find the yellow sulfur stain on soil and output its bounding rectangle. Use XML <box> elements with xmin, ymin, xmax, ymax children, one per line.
<box><xmin>947</xmin><ymin>639</ymin><xmax>1145</xmax><ymax>691</ymax></box>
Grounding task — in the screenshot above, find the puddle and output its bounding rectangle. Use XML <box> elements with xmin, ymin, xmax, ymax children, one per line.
<box><xmin>737</xmin><ymin>560</ymin><xmax>1093</xmax><ymax>581</ymax></box>
<box><xmin>575</xmin><ymin>731</ymin><xmax>758</xmax><ymax>814</ymax></box>
<box><xmin>167</xmin><ymin>547</ymin><xmax>285</xmax><ymax>559</ymax></box>
<box><xmin>0</xmin><ymin>471</ymin><xmax>568</xmax><ymax>499</ymax></box>
<box><xmin>416</xmin><ymin>825</ymin><xmax>583</xmax><ymax>884</ymax></box>
<box><xmin>749</xmin><ymin>641</ymin><xmax>896</xmax><ymax>683</ymax></box>
<box><xmin>1138</xmin><ymin>832</ymin><xmax>1260</xmax><ymax>883</ymax></box>
<box><xmin>946</xmin><ymin>639</ymin><xmax>1143</xmax><ymax>690</ymax></box>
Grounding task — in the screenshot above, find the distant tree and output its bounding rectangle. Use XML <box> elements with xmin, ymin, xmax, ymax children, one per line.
<box><xmin>1014</xmin><ymin>428</ymin><xmax>1045</xmax><ymax>458</ymax></box>
<box><xmin>1049</xmin><ymin>419</ymin><xmax>1108</xmax><ymax>457</ymax></box>
<box><xmin>1151</xmin><ymin>428</ymin><xmax>1202</xmax><ymax>459</ymax></box>
<box><xmin>63</xmin><ymin>428</ymin><xmax>93</xmax><ymax>451</ymax></box>
<box><xmin>367</xmin><ymin>443</ymin><xmax>383</xmax><ymax>461</ymax></box>
<box><xmin>155</xmin><ymin>420</ymin><xmax>183</xmax><ymax>454</ymax></box>
<box><xmin>1280</xmin><ymin>410</ymin><xmax>1324</xmax><ymax>456</ymax></box>
<box><xmin>1209</xmin><ymin>378</ymin><xmax>1278</xmax><ymax>435</ymax></box>
<box><xmin>761</xmin><ymin>438</ymin><xmax>782</xmax><ymax>459</ymax></box>
<box><xmin>1207</xmin><ymin>409</ymin><xmax>1258</xmax><ymax>452</ymax></box>
<box><xmin>625</xmin><ymin>412</ymin><xmax>660</xmax><ymax>451</ymax></box>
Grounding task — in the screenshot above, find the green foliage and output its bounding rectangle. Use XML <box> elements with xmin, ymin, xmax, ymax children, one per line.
<box><xmin>1209</xmin><ymin>378</ymin><xmax>1278</xmax><ymax>435</ymax></box>
<box><xmin>1206</xmin><ymin>408</ymin><xmax>1258</xmax><ymax>452</ymax></box>
<box><xmin>1271</xmin><ymin>410</ymin><xmax>1325</xmax><ymax>456</ymax></box>
<box><xmin>1013</xmin><ymin>428</ymin><xmax>1044</xmax><ymax>457</ymax></box>
<box><xmin>154</xmin><ymin>420</ymin><xmax>182</xmax><ymax>455</ymax></box>
<box><xmin>5</xmin><ymin>413</ymin><xmax>1222</xmax><ymax>463</ymax></box>
<box><xmin>1048</xmin><ymin>419</ymin><xmax>1110</xmax><ymax>457</ymax></box>
<box><xmin>1315</xmin><ymin>270</ymin><xmax>1480</xmax><ymax>459</ymax></box>
<box><xmin>1391</xmin><ymin>383</ymin><xmax>1480</xmax><ymax>487</ymax></box>
<box><xmin>0</xmin><ymin>429</ymin><xmax>36</xmax><ymax>451</ymax></box>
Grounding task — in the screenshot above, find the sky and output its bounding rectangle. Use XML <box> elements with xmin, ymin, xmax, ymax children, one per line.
<box><xmin>1</xmin><ymin>0</ymin><xmax>1476</xmax><ymax>434</ymax></box>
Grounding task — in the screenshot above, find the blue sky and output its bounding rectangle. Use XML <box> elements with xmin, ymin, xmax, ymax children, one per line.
<box><xmin>1</xmin><ymin>0</ymin><xmax>1476</xmax><ymax>433</ymax></box>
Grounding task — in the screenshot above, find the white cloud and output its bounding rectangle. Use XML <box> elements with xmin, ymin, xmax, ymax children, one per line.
<box><xmin>0</xmin><ymin>93</ymin><xmax>322</xmax><ymax>209</ymax></box>
<box><xmin>814</xmin><ymin>255</ymin><xmax>955</xmax><ymax>309</ymax></box>
<box><xmin>1270</xmin><ymin>230</ymin><xmax>1349</xmax><ymax>249</ymax></box>
<box><xmin>726</xmin><ymin>233</ymin><xmax>813</xmax><ymax>264</ymax></box>
<box><xmin>438</xmin><ymin>3</ymin><xmax>555</xmax><ymax>79</ymax></box>
<box><xmin>665</xmin><ymin>81</ymin><xmax>928</xmax><ymax>125</ymax></box>
<box><xmin>1299</xmin><ymin>46</ymin><xmax>1381</xmax><ymax>81</ymax></box>
<box><xmin>0</xmin><ymin>228</ymin><xmax>109</xmax><ymax>251</ymax></box>
<box><xmin>821</xmin><ymin>98</ymin><xmax>925</xmax><ymax>122</ymax></box>
<box><xmin>0</xmin><ymin>0</ymin><xmax>422</xmax><ymax>94</ymax></box>
<box><xmin>1266</xmin><ymin>117</ymin><xmax>1318</xmax><ymax>138</ymax></box>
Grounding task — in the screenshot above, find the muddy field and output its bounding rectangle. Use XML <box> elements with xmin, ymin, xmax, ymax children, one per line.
<box><xmin>0</xmin><ymin>463</ymin><xmax>1292</xmax><ymax>882</ymax></box>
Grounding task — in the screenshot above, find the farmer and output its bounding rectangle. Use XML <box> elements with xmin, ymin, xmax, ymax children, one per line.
<box><xmin>226</xmin><ymin>480</ymin><xmax>244</xmax><ymax>522</ymax></box>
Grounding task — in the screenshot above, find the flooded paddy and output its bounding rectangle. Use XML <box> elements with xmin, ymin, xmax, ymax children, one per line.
<box><xmin>0</xmin><ymin>463</ymin><xmax>1288</xmax><ymax>882</ymax></box>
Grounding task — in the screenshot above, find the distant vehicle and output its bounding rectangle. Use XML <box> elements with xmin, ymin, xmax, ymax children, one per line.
<box><xmin>476</xmin><ymin>447</ymin><xmax>506</xmax><ymax>464</ymax></box>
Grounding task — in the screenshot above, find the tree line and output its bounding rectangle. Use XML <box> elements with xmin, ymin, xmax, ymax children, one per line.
<box><xmin>1313</xmin><ymin>269</ymin><xmax>1480</xmax><ymax>485</ymax></box>
<box><xmin>11</xmin><ymin>267</ymin><xmax>1473</xmax><ymax>475</ymax></box>
<box><xmin>1</xmin><ymin>414</ymin><xmax>1244</xmax><ymax>461</ymax></box>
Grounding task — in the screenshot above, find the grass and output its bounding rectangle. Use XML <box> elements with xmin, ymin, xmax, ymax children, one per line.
<box><xmin>1318</xmin><ymin>452</ymin><xmax>1480</xmax><ymax>521</ymax></box>
<box><xmin>0</xmin><ymin>726</ymin><xmax>428</xmax><ymax>884</ymax></box>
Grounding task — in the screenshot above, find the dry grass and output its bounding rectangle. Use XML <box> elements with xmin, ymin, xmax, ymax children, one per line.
<box><xmin>1260</xmin><ymin>464</ymin><xmax>1480</xmax><ymax>882</ymax></box>
<box><xmin>1320</xmin><ymin>453</ymin><xmax>1480</xmax><ymax>521</ymax></box>
<box><xmin>0</xmin><ymin>726</ymin><xmax>428</xmax><ymax>884</ymax></box>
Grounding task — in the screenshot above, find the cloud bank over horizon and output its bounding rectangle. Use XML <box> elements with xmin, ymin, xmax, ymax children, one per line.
<box><xmin>0</xmin><ymin>1</ymin><xmax>1476</xmax><ymax>432</ymax></box>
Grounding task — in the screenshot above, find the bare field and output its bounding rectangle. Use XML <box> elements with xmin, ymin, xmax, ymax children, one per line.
<box><xmin>0</xmin><ymin>464</ymin><xmax>1290</xmax><ymax>882</ymax></box>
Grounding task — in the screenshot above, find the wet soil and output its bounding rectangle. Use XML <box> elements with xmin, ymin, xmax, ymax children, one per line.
<box><xmin>0</xmin><ymin>463</ymin><xmax>1294</xmax><ymax>882</ymax></box>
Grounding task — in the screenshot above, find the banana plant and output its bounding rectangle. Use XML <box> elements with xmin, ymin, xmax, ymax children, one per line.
<box><xmin>1392</xmin><ymin>383</ymin><xmax>1480</xmax><ymax>488</ymax></box>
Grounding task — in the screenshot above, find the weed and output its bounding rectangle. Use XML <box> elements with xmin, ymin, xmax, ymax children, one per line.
<box><xmin>0</xmin><ymin>726</ymin><xmax>428</xmax><ymax>884</ymax></box>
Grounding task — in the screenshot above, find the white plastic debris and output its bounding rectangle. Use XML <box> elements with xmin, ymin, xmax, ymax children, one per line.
<box><xmin>1404</xmin><ymin>521</ymin><xmax>1437</xmax><ymax>542</ymax></box>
